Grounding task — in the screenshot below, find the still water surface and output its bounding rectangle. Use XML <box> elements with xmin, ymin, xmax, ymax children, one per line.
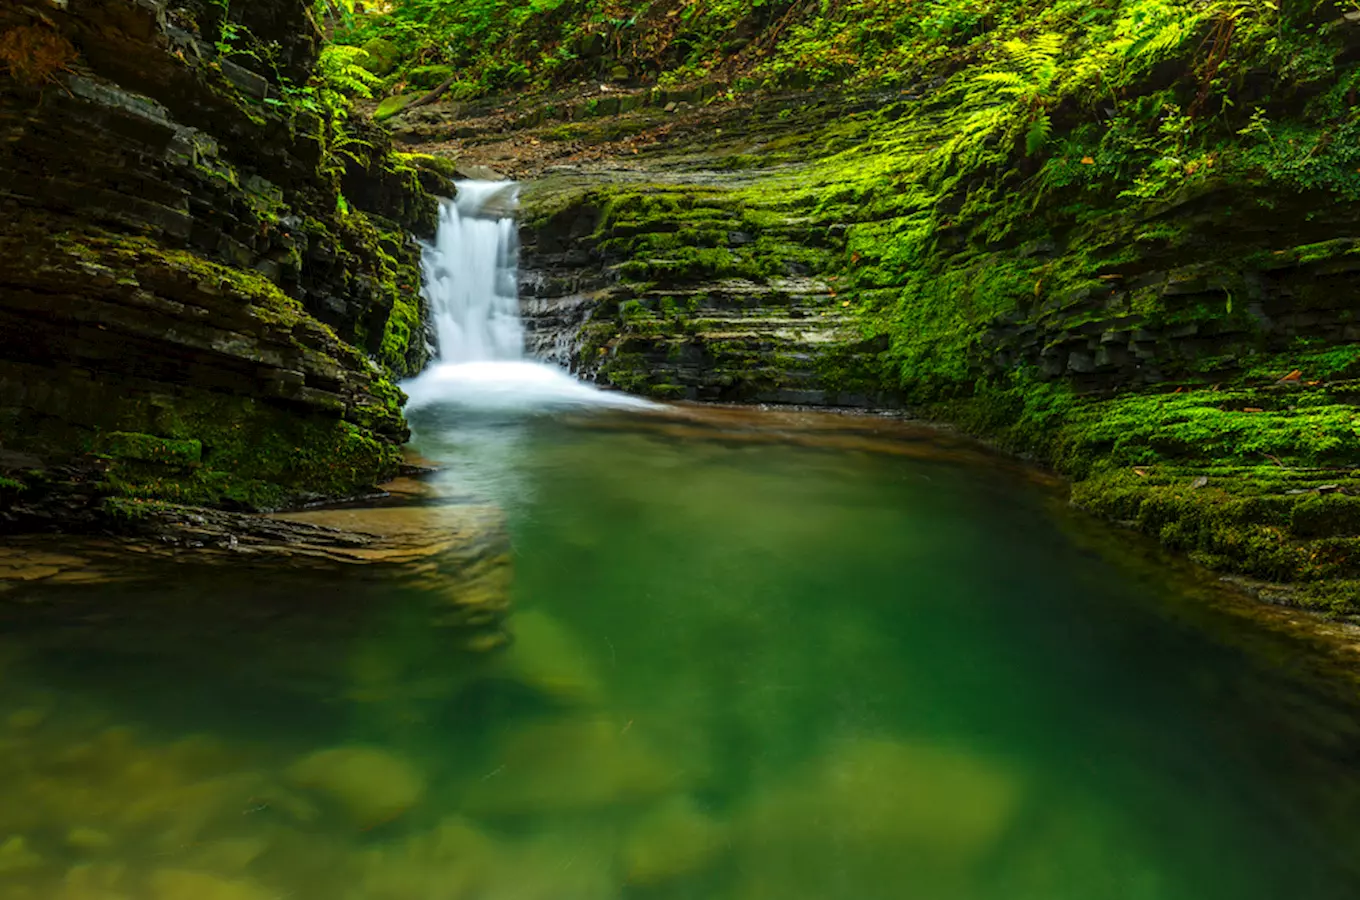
<box><xmin>3</xmin><ymin>405</ymin><xmax>1360</xmax><ymax>899</ymax></box>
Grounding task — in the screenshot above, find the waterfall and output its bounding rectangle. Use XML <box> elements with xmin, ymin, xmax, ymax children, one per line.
<box><xmin>402</xmin><ymin>181</ymin><xmax>654</xmax><ymax>413</ymax></box>
<box><xmin>423</xmin><ymin>183</ymin><xmax>524</xmax><ymax>363</ymax></box>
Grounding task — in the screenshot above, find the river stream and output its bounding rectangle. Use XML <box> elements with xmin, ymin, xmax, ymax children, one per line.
<box><xmin>3</xmin><ymin>403</ymin><xmax>1360</xmax><ymax>899</ymax></box>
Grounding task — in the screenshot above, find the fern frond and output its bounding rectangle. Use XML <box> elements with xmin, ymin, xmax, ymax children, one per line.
<box><xmin>1114</xmin><ymin>0</ymin><xmax>1205</xmax><ymax>66</ymax></box>
<box><xmin>975</xmin><ymin>71</ymin><xmax>1025</xmax><ymax>86</ymax></box>
<box><xmin>1032</xmin><ymin>33</ymin><xmax>1064</xmax><ymax>62</ymax></box>
<box><xmin>974</xmin><ymin>71</ymin><xmax>1027</xmax><ymax>97</ymax></box>
<box><xmin>1025</xmin><ymin>113</ymin><xmax>1053</xmax><ymax>156</ymax></box>
<box><xmin>318</xmin><ymin>45</ymin><xmax>380</xmax><ymax>98</ymax></box>
<box><xmin>1126</xmin><ymin>24</ymin><xmax>1188</xmax><ymax>61</ymax></box>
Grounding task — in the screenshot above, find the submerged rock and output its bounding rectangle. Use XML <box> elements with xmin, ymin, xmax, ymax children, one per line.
<box><xmin>183</xmin><ymin>837</ymin><xmax>268</xmax><ymax>874</ymax></box>
<box><xmin>495</xmin><ymin>609</ymin><xmax>606</xmax><ymax>705</ymax></box>
<box><xmin>147</xmin><ymin>869</ymin><xmax>275</xmax><ymax>900</ymax></box>
<box><xmin>64</xmin><ymin>827</ymin><xmax>114</xmax><ymax>852</ymax></box>
<box><xmin>0</xmin><ymin>835</ymin><xmax>44</xmax><ymax>873</ymax></box>
<box><xmin>495</xmin><ymin>829</ymin><xmax>620</xmax><ymax>900</ymax></box>
<box><xmin>288</xmin><ymin>746</ymin><xmax>426</xmax><ymax>828</ymax></box>
<box><xmin>460</xmin><ymin>716</ymin><xmax>686</xmax><ymax>815</ymax></box>
<box><xmin>622</xmin><ymin>796</ymin><xmax>729</xmax><ymax>887</ymax></box>
<box><xmin>6</xmin><ymin>708</ymin><xmax>48</xmax><ymax>731</ymax></box>
<box><xmin>354</xmin><ymin>817</ymin><xmax>620</xmax><ymax>900</ymax></box>
<box><xmin>731</xmin><ymin>737</ymin><xmax>1024</xmax><ymax>898</ymax></box>
<box><xmin>56</xmin><ymin>862</ymin><xmax>133</xmax><ymax>900</ymax></box>
<box><xmin>353</xmin><ymin>815</ymin><xmax>501</xmax><ymax>900</ymax></box>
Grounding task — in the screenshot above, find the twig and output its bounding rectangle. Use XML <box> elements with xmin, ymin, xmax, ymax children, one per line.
<box><xmin>394</xmin><ymin>76</ymin><xmax>455</xmax><ymax>117</ymax></box>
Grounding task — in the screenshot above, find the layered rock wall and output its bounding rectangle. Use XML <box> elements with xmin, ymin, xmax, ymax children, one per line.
<box><xmin>519</xmin><ymin>184</ymin><xmax>886</xmax><ymax>405</ymax></box>
<box><xmin>0</xmin><ymin>0</ymin><xmax>445</xmax><ymax>521</ymax></box>
<box><xmin>513</xmin><ymin>93</ymin><xmax>899</xmax><ymax>406</ymax></box>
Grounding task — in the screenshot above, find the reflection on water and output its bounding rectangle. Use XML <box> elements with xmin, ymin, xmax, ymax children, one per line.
<box><xmin>3</xmin><ymin>406</ymin><xmax>1360</xmax><ymax>900</ymax></box>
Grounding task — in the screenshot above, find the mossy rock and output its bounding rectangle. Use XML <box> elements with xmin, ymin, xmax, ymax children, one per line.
<box><xmin>95</xmin><ymin>432</ymin><xmax>202</xmax><ymax>468</ymax></box>
<box><xmin>407</xmin><ymin>64</ymin><xmax>456</xmax><ymax>90</ymax></box>
<box><xmin>375</xmin><ymin>93</ymin><xmax>421</xmax><ymax>122</ymax></box>
<box><xmin>360</xmin><ymin>38</ymin><xmax>402</xmax><ymax>76</ymax></box>
<box><xmin>1291</xmin><ymin>495</ymin><xmax>1360</xmax><ymax>539</ymax></box>
<box><xmin>396</xmin><ymin>152</ymin><xmax>460</xmax><ymax>181</ymax></box>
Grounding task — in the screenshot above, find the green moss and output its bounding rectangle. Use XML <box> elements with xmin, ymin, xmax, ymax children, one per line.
<box><xmin>396</xmin><ymin>152</ymin><xmax>460</xmax><ymax>181</ymax></box>
<box><xmin>360</xmin><ymin>37</ymin><xmax>402</xmax><ymax>76</ymax></box>
<box><xmin>1295</xmin><ymin>581</ymin><xmax>1360</xmax><ymax>617</ymax></box>
<box><xmin>98</xmin><ymin>497</ymin><xmax>177</xmax><ymax>526</ymax></box>
<box><xmin>98</xmin><ymin>398</ymin><xmax>403</xmax><ymax>510</ymax></box>
<box><xmin>924</xmin><ymin>375</ymin><xmax>1360</xmax><ymax>613</ymax></box>
<box><xmin>1291</xmin><ymin>496</ymin><xmax>1360</xmax><ymax>539</ymax></box>
<box><xmin>375</xmin><ymin>93</ymin><xmax>420</xmax><ymax>121</ymax></box>
<box><xmin>647</xmin><ymin>384</ymin><xmax>689</xmax><ymax>399</ymax></box>
<box><xmin>408</xmin><ymin>64</ymin><xmax>456</xmax><ymax>89</ymax></box>
<box><xmin>95</xmin><ymin>432</ymin><xmax>203</xmax><ymax>468</ymax></box>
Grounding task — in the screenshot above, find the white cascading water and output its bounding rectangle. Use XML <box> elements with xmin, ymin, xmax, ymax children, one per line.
<box><xmin>402</xmin><ymin>181</ymin><xmax>654</xmax><ymax>413</ymax></box>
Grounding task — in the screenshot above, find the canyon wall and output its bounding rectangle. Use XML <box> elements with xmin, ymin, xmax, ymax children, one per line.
<box><xmin>0</xmin><ymin>0</ymin><xmax>448</xmax><ymax>524</ymax></box>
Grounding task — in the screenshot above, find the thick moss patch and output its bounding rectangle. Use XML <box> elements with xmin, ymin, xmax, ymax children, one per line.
<box><xmin>95</xmin><ymin>433</ymin><xmax>203</xmax><ymax>468</ymax></box>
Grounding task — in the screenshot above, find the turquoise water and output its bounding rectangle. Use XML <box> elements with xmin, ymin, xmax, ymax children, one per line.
<box><xmin>2</xmin><ymin>405</ymin><xmax>1360</xmax><ymax>899</ymax></box>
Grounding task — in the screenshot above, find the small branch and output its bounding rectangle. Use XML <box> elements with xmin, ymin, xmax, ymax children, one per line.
<box><xmin>393</xmin><ymin>76</ymin><xmax>455</xmax><ymax>116</ymax></box>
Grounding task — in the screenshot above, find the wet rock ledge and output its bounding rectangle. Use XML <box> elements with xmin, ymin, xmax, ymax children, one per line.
<box><xmin>0</xmin><ymin>0</ymin><xmax>450</xmax><ymax>528</ymax></box>
<box><xmin>0</xmin><ymin>489</ymin><xmax>516</xmax><ymax>701</ymax></box>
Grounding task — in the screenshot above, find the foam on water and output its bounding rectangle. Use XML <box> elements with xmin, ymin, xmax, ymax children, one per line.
<box><xmin>404</xmin><ymin>360</ymin><xmax>657</xmax><ymax>412</ymax></box>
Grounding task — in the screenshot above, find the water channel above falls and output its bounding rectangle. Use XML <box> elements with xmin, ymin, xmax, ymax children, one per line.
<box><xmin>4</xmin><ymin>184</ymin><xmax>1360</xmax><ymax>899</ymax></box>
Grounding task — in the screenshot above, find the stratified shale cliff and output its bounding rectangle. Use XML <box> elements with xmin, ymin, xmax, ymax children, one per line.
<box><xmin>0</xmin><ymin>0</ymin><xmax>448</xmax><ymax>526</ymax></box>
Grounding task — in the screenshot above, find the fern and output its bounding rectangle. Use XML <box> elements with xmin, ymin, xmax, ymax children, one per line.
<box><xmin>975</xmin><ymin>71</ymin><xmax>1027</xmax><ymax>96</ymax></box>
<box><xmin>317</xmin><ymin>44</ymin><xmax>380</xmax><ymax>98</ymax></box>
<box><xmin>1113</xmin><ymin>0</ymin><xmax>1207</xmax><ymax>70</ymax></box>
<box><xmin>1025</xmin><ymin>113</ymin><xmax>1053</xmax><ymax>156</ymax></box>
<box><xmin>975</xmin><ymin>32</ymin><xmax>1064</xmax><ymax>104</ymax></box>
<box><xmin>950</xmin><ymin>33</ymin><xmax>1066</xmax><ymax>163</ymax></box>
